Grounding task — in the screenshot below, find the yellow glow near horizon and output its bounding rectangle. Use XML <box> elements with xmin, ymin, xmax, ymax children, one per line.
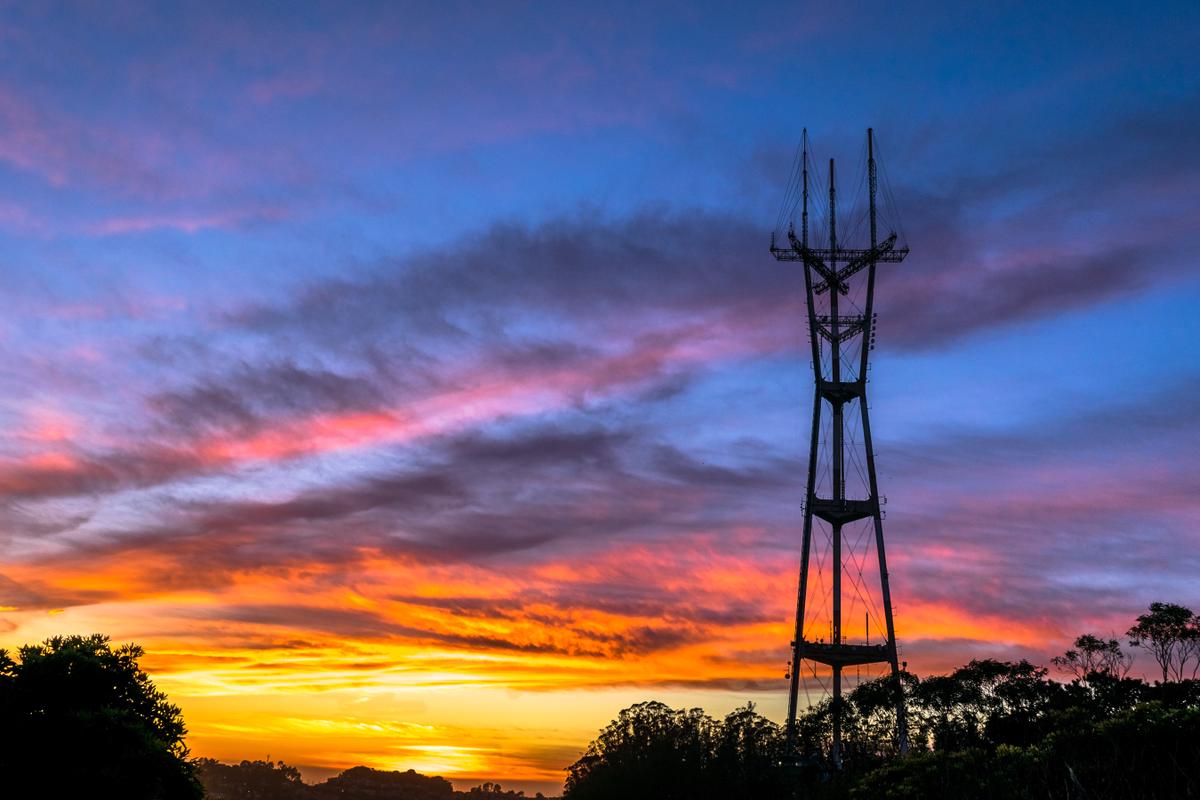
<box><xmin>0</xmin><ymin>535</ymin><xmax>1076</xmax><ymax>793</ymax></box>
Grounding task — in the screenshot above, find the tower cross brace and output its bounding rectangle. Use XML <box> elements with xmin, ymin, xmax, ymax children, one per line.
<box><xmin>769</xmin><ymin>128</ymin><xmax>910</xmax><ymax>764</ymax></box>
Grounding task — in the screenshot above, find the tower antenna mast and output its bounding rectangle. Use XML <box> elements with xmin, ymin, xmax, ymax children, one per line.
<box><xmin>771</xmin><ymin>128</ymin><xmax>910</xmax><ymax>765</ymax></box>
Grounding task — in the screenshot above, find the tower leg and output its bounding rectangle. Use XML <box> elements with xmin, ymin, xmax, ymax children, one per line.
<box><xmin>860</xmin><ymin>399</ymin><xmax>910</xmax><ymax>755</ymax></box>
<box><xmin>831</xmin><ymin>664</ymin><xmax>843</xmax><ymax>768</ymax></box>
<box><xmin>786</xmin><ymin>391</ymin><xmax>821</xmax><ymax>748</ymax></box>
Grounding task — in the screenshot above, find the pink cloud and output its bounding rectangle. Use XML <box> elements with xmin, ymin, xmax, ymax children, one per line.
<box><xmin>83</xmin><ymin>206</ymin><xmax>290</xmax><ymax>236</ymax></box>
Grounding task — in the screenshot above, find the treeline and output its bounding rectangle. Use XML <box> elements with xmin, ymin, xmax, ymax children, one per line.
<box><xmin>197</xmin><ymin>761</ymin><xmax>552</xmax><ymax>800</ymax></box>
<box><xmin>564</xmin><ymin>602</ymin><xmax>1200</xmax><ymax>799</ymax></box>
<box><xmin>565</xmin><ymin>667</ymin><xmax>1200</xmax><ymax>799</ymax></box>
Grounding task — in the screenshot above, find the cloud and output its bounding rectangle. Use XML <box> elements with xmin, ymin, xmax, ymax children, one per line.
<box><xmin>7</xmin><ymin>365</ymin><xmax>1195</xmax><ymax>686</ymax></box>
<box><xmin>81</xmin><ymin>208</ymin><xmax>290</xmax><ymax>236</ymax></box>
<box><xmin>34</xmin><ymin>419</ymin><xmax>783</xmax><ymax>581</ymax></box>
<box><xmin>878</xmin><ymin>242</ymin><xmax>1151</xmax><ymax>348</ymax></box>
<box><xmin>875</xmin><ymin>374</ymin><xmax>1200</xmax><ymax>642</ymax></box>
<box><xmin>148</xmin><ymin>361</ymin><xmax>391</xmax><ymax>438</ymax></box>
<box><xmin>228</xmin><ymin>109</ymin><xmax>1196</xmax><ymax>365</ymax></box>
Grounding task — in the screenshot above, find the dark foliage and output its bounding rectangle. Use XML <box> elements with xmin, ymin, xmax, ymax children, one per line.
<box><xmin>311</xmin><ymin>765</ymin><xmax>454</xmax><ymax>799</ymax></box>
<box><xmin>564</xmin><ymin>600</ymin><xmax>1200</xmax><ymax>799</ymax></box>
<box><xmin>853</xmin><ymin>703</ymin><xmax>1200</xmax><ymax>799</ymax></box>
<box><xmin>197</xmin><ymin>759</ymin><xmax>309</xmax><ymax>799</ymax></box>
<box><xmin>1051</xmin><ymin>634</ymin><xmax>1132</xmax><ymax>680</ymax></box>
<box><xmin>564</xmin><ymin>701</ymin><xmax>791</xmax><ymax>800</ymax></box>
<box><xmin>460</xmin><ymin>781</ymin><xmax>547</xmax><ymax>799</ymax></box>
<box><xmin>565</xmin><ymin>672</ymin><xmax>1200</xmax><ymax>800</ymax></box>
<box><xmin>1127</xmin><ymin>602</ymin><xmax>1200</xmax><ymax>682</ymax></box>
<box><xmin>0</xmin><ymin>634</ymin><xmax>202</xmax><ymax>799</ymax></box>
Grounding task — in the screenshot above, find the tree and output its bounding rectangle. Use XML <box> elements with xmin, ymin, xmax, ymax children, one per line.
<box><xmin>311</xmin><ymin>765</ymin><xmax>455</xmax><ymax>799</ymax></box>
<box><xmin>1127</xmin><ymin>602</ymin><xmax>1200</xmax><ymax>682</ymax></box>
<box><xmin>563</xmin><ymin>701</ymin><xmax>719</xmax><ymax>800</ymax></box>
<box><xmin>1039</xmin><ymin>702</ymin><xmax>1200</xmax><ymax>799</ymax></box>
<box><xmin>842</xmin><ymin>671</ymin><xmax>920</xmax><ymax>758</ymax></box>
<box><xmin>565</xmin><ymin>700</ymin><xmax>795</xmax><ymax>800</ymax></box>
<box><xmin>0</xmin><ymin>633</ymin><xmax>201</xmax><ymax>798</ymax></box>
<box><xmin>907</xmin><ymin>660</ymin><xmax>1058</xmax><ymax>751</ymax></box>
<box><xmin>710</xmin><ymin>703</ymin><xmax>789</xmax><ymax>799</ymax></box>
<box><xmin>1051</xmin><ymin>634</ymin><xmax>1132</xmax><ymax>681</ymax></box>
<box><xmin>197</xmin><ymin>758</ymin><xmax>309</xmax><ymax>799</ymax></box>
<box><xmin>463</xmin><ymin>781</ymin><xmax>531</xmax><ymax>798</ymax></box>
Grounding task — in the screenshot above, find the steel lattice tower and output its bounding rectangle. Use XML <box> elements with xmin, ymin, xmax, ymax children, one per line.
<box><xmin>770</xmin><ymin>128</ymin><xmax>909</xmax><ymax>764</ymax></box>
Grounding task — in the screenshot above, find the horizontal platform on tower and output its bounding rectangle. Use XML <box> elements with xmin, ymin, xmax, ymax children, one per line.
<box><xmin>770</xmin><ymin>232</ymin><xmax>907</xmax><ymax>295</ymax></box>
<box><xmin>797</xmin><ymin>640</ymin><xmax>892</xmax><ymax>668</ymax></box>
<box><xmin>813</xmin><ymin>314</ymin><xmax>867</xmax><ymax>344</ymax></box>
<box><xmin>816</xmin><ymin>379</ymin><xmax>864</xmax><ymax>405</ymax></box>
<box><xmin>769</xmin><ymin>246</ymin><xmax>907</xmax><ymax>264</ymax></box>
<box><xmin>808</xmin><ymin>496</ymin><xmax>877</xmax><ymax>524</ymax></box>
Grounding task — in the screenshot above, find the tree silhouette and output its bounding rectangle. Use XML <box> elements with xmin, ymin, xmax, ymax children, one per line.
<box><xmin>565</xmin><ymin>657</ymin><xmax>1200</xmax><ymax>799</ymax></box>
<box><xmin>1128</xmin><ymin>602</ymin><xmax>1200</xmax><ymax>682</ymax></box>
<box><xmin>710</xmin><ymin>703</ymin><xmax>789</xmax><ymax>799</ymax></box>
<box><xmin>463</xmin><ymin>781</ymin><xmax>542</xmax><ymax>798</ymax></box>
<box><xmin>907</xmin><ymin>659</ymin><xmax>1056</xmax><ymax>752</ymax></box>
<box><xmin>1052</xmin><ymin>634</ymin><xmax>1132</xmax><ymax>681</ymax></box>
<box><xmin>564</xmin><ymin>701</ymin><xmax>792</xmax><ymax>800</ymax></box>
<box><xmin>310</xmin><ymin>765</ymin><xmax>455</xmax><ymax>799</ymax></box>
<box><xmin>564</xmin><ymin>701</ymin><xmax>719</xmax><ymax>800</ymax></box>
<box><xmin>197</xmin><ymin>758</ymin><xmax>309</xmax><ymax>799</ymax></box>
<box><xmin>0</xmin><ymin>634</ymin><xmax>201</xmax><ymax>798</ymax></box>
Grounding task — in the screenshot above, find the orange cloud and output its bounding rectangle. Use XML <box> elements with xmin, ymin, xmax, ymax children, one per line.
<box><xmin>0</xmin><ymin>519</ymin><xmax>1088</xmax><ymax>791</ymax></box>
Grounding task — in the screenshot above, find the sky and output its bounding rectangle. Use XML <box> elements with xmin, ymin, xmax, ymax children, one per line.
<box><xmin>0</xmin><ymin>0</ymin><xmax>1198</xmax><ymax>793</ymax></box>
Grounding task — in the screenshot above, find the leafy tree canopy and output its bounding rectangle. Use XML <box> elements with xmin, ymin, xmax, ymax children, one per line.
<box><xmin>565</xmin><ymin>700</ymin><xmax>791</xmax><ymax>800</ymax></box>
<box><xmin>0</xmin><ymin>633</ymin><xmax>201</xmax><ymax>799</ymax></box>
<box><xmin>1127</xmin><ymin>601</ymin><xmax>1200</xmax><ymax>682</ymax></box>
<box><xmin>311</xmin><ymin>765</ymin><xmax>455</xmax><ymax>799</ymax></box>
<box><xmin>197</xmin><ymin>759</ymin><xmax>308</xmax><ymax>799</ymax></box>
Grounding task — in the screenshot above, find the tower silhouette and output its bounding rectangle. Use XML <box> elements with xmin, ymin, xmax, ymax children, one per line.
<box><xmin>770</xmin><ymin>129</ymin><xmax>909</xmax><ymax>764</ymax></box>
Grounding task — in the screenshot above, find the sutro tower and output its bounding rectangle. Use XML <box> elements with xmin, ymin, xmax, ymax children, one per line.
<box><xmin>770</xmin><ymin>129</ymin><xmax>909</xmax><ymax>764</ymax></box>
